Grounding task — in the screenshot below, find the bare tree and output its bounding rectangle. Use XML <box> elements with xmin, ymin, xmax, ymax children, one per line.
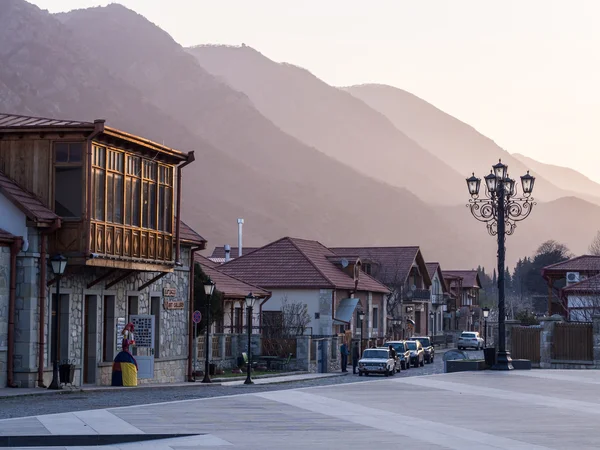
<box><xmin>280</xmin><ymin>297</ymin><xmax>311</xmax><ymax>336</ymax></box>
<box><xmin>589</xmin><ymin>231</ymin><xmax>600</xmax><ymax>256</ymax></box>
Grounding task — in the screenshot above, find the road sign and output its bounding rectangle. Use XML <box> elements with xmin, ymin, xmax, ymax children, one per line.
<box><xmin>193</xmin><ymin>310</ymin><xmax>202</xmax><ymax>323</ymax></box>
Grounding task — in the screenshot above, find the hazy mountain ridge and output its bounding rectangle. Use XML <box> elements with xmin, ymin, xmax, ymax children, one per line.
<box><xmin>343</xmin><ymin>83</ymin><xmax>595</xmax><ymax>204</ymax></box>
<box><xmin>0</xmin><ymin>1</ymin><xmax>480</xmax><ymax>268</ymax></box>
<box><xmin>513</xmin><ymin>153</ymin><xmax>600</xmax><ymax>200</ymax></box>
<box><xmin>1</xmin><ymin>0</ymin><xmax>598</xmax><ymax>268</ymax></box>
<box><xmin>187</xmin><ymin>44</ymin><xmax>466</xmax><ymax>206</ymax></box>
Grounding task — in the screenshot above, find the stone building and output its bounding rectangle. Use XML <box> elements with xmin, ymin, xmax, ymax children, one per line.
<box><xmin>0</xmin><ymin>113</ymin><xmax>205</xmax><ymax>388</ymax></box>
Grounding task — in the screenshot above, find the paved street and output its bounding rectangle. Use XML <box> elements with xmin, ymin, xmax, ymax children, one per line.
<box><xmin>2</xmin><ymin>369</ymin><xmax>600</xmax><ymax>449</ymax></box>
<box><xmin>0</xmin><ymin>354</ymin><xmax>447</xmax><ymax>419</ymax></box>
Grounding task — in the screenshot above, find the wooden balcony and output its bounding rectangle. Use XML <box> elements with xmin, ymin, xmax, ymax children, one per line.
<box><xmin>90</xmin><ymin>221</ymin><xmax>173</xmax><ymax>262</ymax></box>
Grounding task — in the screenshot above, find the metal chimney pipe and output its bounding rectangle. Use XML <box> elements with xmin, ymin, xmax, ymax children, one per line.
<box><xmin>237</xmin><ymin>219</ymin><xmax>244</xmax><ymax>257</ymax></box>
<box><xmin>224</xmin><ymin>244</ymin><xmax>231</xmax><ymax>262</ymax></box>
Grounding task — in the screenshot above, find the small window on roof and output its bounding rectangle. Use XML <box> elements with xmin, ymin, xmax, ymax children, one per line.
<box><xmin>54</xmin><ymin>142</ymin><xmax>83</xmax><ymax>164</ymax></box>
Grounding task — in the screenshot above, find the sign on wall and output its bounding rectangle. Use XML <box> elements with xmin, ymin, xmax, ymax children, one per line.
<box><xmin>164</xmin><ymin>301</ymin><xmax>184</xmax><ymax>310</ymax></box>
<box><xmin>116</xmin><ymin>318</ymin><xmax>125</xmax><ymax>352</ymax></box>
<box><xmin>163</xmin><ymin>288</ymin><xmax>177</xmax><ymax>297</ymax></box>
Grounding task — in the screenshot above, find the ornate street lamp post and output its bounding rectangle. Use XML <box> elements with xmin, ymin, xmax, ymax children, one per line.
<box><xmin>358</xmin><ymin>310</ymin><xmax>365</xmax><ymax>353</ymax></box>
<box><xmin>466</xmin><ymin>160</ymin><xmax>535</xmax><ymax>370</ymax></box>
<box><xmin>201</xmin><ymin>278</ymin><xmax>216</xmax><ymax>383</ymax></box>
<box><xmin>244</xmin><ymin>292</ymin><xmax>257</xmax><ymax>385</ymax></box>
<box><xmin>48</xmin><ymin>254</ymin><xmax>67</xmax><ymax>390</ymax></box>
<box><xmin>429</xmin><ymin>311</ymin><xmax>435</xmax><ymax>336</ymax></box>
<box><xmin>482</xmin><ymin>307</ymin><xmax>490</xmax><ymax>348</ymax></box>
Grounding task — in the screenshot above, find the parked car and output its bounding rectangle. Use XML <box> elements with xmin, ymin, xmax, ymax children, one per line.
<box><xmin>413</xmin><ymin>336</ymin><xmax>435</xmax><ymax>363</ymax></box>
<box><xmin>406</xmin><ymin>340</ymin><xmax>425</xmax><ymax>367</ymax></box>
<box><xmin>457</xmin><ymin>331</ymin><xmax>484</xmax><ymax>350</ymax></box>
<box><xmin>378</xmin><ymin>347</ymin><xmax>402</xmax><ymax>373</ymax></box>
<box><xmin>358</xmin><ymin>348</ymin><xmax>396</xmax><ymax>377</ymax></box>
<box><xmin>383</xmin><ymin>341</ymin><xmax>411</xmax><ymax>370</ymax></box>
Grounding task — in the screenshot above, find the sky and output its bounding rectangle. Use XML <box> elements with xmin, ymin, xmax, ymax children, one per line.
<box><xmin>28</xmin><ymin>0</ymin><xmax>600</xmax><ymax>182</ymax></box>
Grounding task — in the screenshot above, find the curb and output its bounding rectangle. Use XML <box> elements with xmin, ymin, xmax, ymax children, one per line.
<box><xmin>0</xmin><ymin>371</ymin><xmax>349</xmax><ymax>399</ymax></box>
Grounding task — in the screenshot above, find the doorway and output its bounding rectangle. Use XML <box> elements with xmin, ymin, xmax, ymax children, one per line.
<box><xmin>83</xmin><ymin>295</ymin><xmax>98</xmax><ymax>384</ymax></box>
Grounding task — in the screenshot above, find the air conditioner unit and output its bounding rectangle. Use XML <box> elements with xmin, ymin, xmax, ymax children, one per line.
<box><xmin>566</xmin><ymin>272</ymin><xmax>580</xmax><ymax>285</ymax></box>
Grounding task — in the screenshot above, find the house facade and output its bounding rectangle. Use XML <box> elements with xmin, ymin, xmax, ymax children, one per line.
<box><xmin>216</xmin><ymin>237</ymin><xmax>390</xmax><ymax>340</ymax></box>
<box><xmin>442</xmin><ymin>270</ymin><xmax>482</xmax><ymax>333</ymax></box>
<box><xmin>542</xmin><ymin>255</ymin><xmax>600</xmax><ymax>320</ymax></box>
<box><xmin>0</xmin><ymin>113</ymin><xmax>205</xmax><ymax>388</ymax></box>
<box><xmin>425</xmin><ymin>262</ymin><xmax>449</xmax><ymax>337</ymax></box>
<box><xmin>332</xmin><ymin>247</ymin><xmax>432</xmax><ymax>338</ymax></box>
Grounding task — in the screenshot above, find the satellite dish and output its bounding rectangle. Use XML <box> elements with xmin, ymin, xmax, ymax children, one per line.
<box><xmin>411</xmin><ymin>285</ymin><xmax>417</xmax><ymax>292</ymax></box>
<box><xmin>341</xmin><ymin>259</ymin><xmax>349</xmax><ymax>268</ymax></box>
<box><xmin>406</xmin><ymin>291</ymin><xmax>413</xmax><ymax>299</ymax></box>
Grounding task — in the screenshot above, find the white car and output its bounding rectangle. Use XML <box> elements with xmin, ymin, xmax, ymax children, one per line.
<box><xmin>457</xmin><ymin>331</ymin><xmax>484</xmax><ymax>350</ymax></box>
<box><xmin>358</xmin><ymin>348</ymin><xmax>396</xmax><ymax>377</ymax></box>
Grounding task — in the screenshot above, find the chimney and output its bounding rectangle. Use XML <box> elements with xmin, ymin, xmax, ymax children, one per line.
<box><xmin>237</xmin><ymin>218</ymin><xmax>244</xmax><ymax>257</ymax></box>
<box><xmin>224</xmin><ymin>244</ymin><xmax>231</xmax><ymax>263</ymax></box>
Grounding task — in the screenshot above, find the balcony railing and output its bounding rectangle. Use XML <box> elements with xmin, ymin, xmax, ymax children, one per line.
<box><xmin>90</xmin><ymin>220</ymin><xmax>173</xmax><ymax>263</ymax></box>
<box><xmin>431</xmin><ymin>293</ymin><xmax>445</xmax><ymax>305</ymax></box>
<box><xmin>406</xmin><ymin>288</ymin><xmax>431</xmax><ymax>302</ymax></box>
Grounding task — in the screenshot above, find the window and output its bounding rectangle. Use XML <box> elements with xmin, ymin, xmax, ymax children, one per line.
<box><xmin>103</xmin><ymin>295</ymin><xmax>116</xmax><ymax>362</ymax></box>
<box><xmin>54</xmin><ymin>142</ymin><xmax>84</xmax><ymax>218</ymax></box>
<box><xmin>106</xmin><ymin>150</ymin><xmax>124</xmax><ymax>224</ymax></box>
<box><xmin>234</xmin><ymin>308</ymin><xmax>242</xmax><ymax>334</ymax></box>
<box><xmin>158</xmin><ymin>166</ymin><xmax>173</xmax><ymax>232</ymax></box>
<box><xmin>363</xmin><ymin>263</ymin><xmax>372</xmax><ymax>275</ymax></box>
<box><xmin>372</xmin><ymin>307</ymin><xmax>379</xmax><ymax>329</ymax></box>
<box><xmin>92</xmin><ymin>146</ymin><xmax>106</xmax><ymax>221</ymax></box>
<box><xmin>142</xmin><ymin>160</ymin><xmax>157</xmax><ymax>229</ymax></box>
<box><xmin>125</xmin><ymin>156</ymin><xmax>141</xmax><ymax>226</ymax></box>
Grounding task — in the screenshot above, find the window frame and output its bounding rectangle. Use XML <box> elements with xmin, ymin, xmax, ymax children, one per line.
<box><xmin>53</xmin><ymin>141</ymin><xmax>85</xmax><ymax>219</ymax></box>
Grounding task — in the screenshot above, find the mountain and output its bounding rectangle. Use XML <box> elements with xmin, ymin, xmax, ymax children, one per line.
<box><xmin>0</xmin><ymin>1</ymin><xmax>478</xmax><ymax>267</ymax></box>
<box><xmin>187</xmin><ymin>45</ymin><xmax>465</xmax><ymax>206</ymax></box>
<box><xmin>513</xmin><ymin>153</ymin><xmax>600</xmax><ymax>199</ymax></box>
<box><xmin>343</xmin><ymin>84</ymin><xmax>598</xmax><ymax>205</ymax></box>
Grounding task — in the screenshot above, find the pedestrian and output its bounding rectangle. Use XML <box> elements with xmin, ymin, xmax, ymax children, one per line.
<box><xmin>340</xmin><ymin>342</ymin><xmax>349</xmax><ymax>372</ymax></box>
<box><xmin>352</xmin><ymin>342</ymin><xmax>360</xmax><ymax>374</ymax></box>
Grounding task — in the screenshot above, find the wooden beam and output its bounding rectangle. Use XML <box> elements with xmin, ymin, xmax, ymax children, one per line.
<box><xmin>86</xmin><ymin>269</ymin><xmax>117</xmax><ymax>289</ymax></box>
<box><xmin>138</xmin><ymin>272</ymin><xmax>168</xmax><ymax>291</ymax></box>
<box><xmin>105</xmin><ymin>270</ymin><xmax>136</xmax><ymax>290</ymax></box>
<box><xmin>85</xmin><ymin>257</ymin><xmax>173</xmax><ymax>273</ymax></box>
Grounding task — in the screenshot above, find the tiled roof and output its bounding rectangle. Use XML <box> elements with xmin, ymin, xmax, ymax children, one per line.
<box><xmin>178</xmin><ymin>220</ymin><xmax>206</xmax><ymax>247</ymax></box>
<box><xmin>331</xmin><ymin>246</ymin><xmax>427</xmax><ymax>286</ymax></box>
<box><xmin>0</xmin><ymin>113</ymin><xmax>93</xmax><ymax>128</ymax></box>
<box><xmin>425</xmin><ymin>262</ymin><xmax>440</xmax><ymax>280</ymax></box>
<box><xmin>0</xmin><ymin>228</ymin><xmax>15</xmax><ymax>242</ymax></box>
<box><xmin>0</xmin><ymin>171</ymin><xmax>58</xmax><ymax>224</ymax></box>
<box><xmin>442</xmin><ymin>271</ymin><xmax>481</xmax><ymax>289</ymax></box>
<box><xmin>195</xmin><ymin>254</ymin><xmax>219</xmax><ymax>268</ymax></box>
<box><xmin>562</xmin><ymin>273</ymin><xmax>600</xmax><ymax>295</ymax></box>
<box><xmin>196</xmin><ymin>256</ymin><xmax>270</xmax><ymax>300</ymax></box>
<box><xmin>542</xmin><ymin>255</ymin><xmax>600</xmax><ymax>275</ymax></box>
<box><xmin>218</xmin><ymin>237</ymin><xmax>390</xmax><ymax>293</ymax></box>
<box><xmin>210</xmin><ymin>247</ymin><xmax>259</xmax><ymax>258</ymax></box>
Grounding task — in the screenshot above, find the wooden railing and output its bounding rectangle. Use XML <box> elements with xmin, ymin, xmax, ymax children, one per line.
<box><xmin>552</xmin><ymin>322</ymin><xmax>593</xmax><ymax>361</ymax></box>
<box><xmin>90</xmin><ymin>220</ymin><xmax>173</xmax><ymax>262</ymax></box>
<box><xmin>511</xmin><ymin>326</ymin><xmax>541</xmax><ymax>363</ymax></box>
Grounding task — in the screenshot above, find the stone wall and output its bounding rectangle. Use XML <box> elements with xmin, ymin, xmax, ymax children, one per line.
<box><xmin>0</xmin><ymin>245</ymin><xmax>10</xmax><ymax>388</ymax></box>
<box><xmin>12</xmin><ymin>234</ymin><xmax>194</xmax><ymax>387</ymax></box>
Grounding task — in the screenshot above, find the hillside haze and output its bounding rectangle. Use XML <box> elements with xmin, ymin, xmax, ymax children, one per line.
<box><xmin>0</xmin><ymin>1</ymin><xmax>476</xmax><ymax>268</ymax></box>
<box><xmin>187</xmin><ymin>45</ymin><xmax>465</xmax><ymax>206</ymax></box>
<box><xmin>344</xmin><ymin>84</ymin><xmax>600</xmax><ymax>205</ymax></box>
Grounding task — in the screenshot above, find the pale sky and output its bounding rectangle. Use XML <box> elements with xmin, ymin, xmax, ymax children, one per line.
<box><xmin>29</xmin><ymin>0</ymin><xmax>600</xmax><ymax>182</ymax></box>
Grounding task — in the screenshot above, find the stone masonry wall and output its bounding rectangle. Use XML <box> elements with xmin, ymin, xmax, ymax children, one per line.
<box><xmin>0</xmin><ymin>245</ymin><xmax>10</xmax><ymax>388</ymax></box>
<box><xmin>14</xmin><ymin>240</ymin><xmax>193</xmax><ymax>387</ymax></box>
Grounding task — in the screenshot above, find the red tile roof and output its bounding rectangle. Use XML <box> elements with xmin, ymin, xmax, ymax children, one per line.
<box><xmin>0</xmin><ymin>171</ymin><xmax>58</xmax><ymax>225</ymax></box>
<box><xmin>197</xmin><ymin>259</ymin><xmax>270</xmax><ymax>300</ymax></box>
<box><xmin>178</xmin><ymin>220</ymin><xmax>206</xmax><ymax>247</ymax></box>
<box><xmin>0</xmin><ymin>228</ymin><xmax>15</xmax><ymax>243</ymax></box>
<box><xmin>561</xmin><ymin>273</ymin><xmax>600</xmax><ymax>295</ymax></box>
<box><xmin>195</xmin><ymin>254</ymin><xmax>219</xmax><ymax>268</ymax></box>
<box><xmin>331</xmin><ymin>246</ymin><xmax>429</xmax><ymax>286</ymax></box>
<box><xmin>542</xmin><ymin>255</ymin><xmax>600</xmax><ymax>276</ymax></box>
<box><xmin>0</xmin><ymin>113</ymin><xmax>93</xmax><ymax>128</ymax></box>
<box><xmin>219</xmin><ymin>237</ymin><xmax>390</xmax><ymax>293</ymax></box>
<box><xmin>442</xmin><ymin>271</ymin><xmax>481</xmax><ymax>289</ymax></box>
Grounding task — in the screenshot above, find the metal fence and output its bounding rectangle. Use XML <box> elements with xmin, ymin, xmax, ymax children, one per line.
<box><xmin>262</xmin><ymin>337</ymin><xmax>297</xmax><ymax>357</ymax></box>
<box><xmin>552</xmin><ymin>322</ymin><xmax>593</xmax><ymax>361</ymax></box>
<box><xmin>511</xmin><ymin>326</ymin><xmax>541</xmax><ymax>363</ymax></box>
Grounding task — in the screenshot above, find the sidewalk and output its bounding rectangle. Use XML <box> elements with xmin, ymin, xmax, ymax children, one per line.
<box><xmin>0</xmin><ymin>371</ymin><xmax>348</xmax><ymax>399</ymax></box>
